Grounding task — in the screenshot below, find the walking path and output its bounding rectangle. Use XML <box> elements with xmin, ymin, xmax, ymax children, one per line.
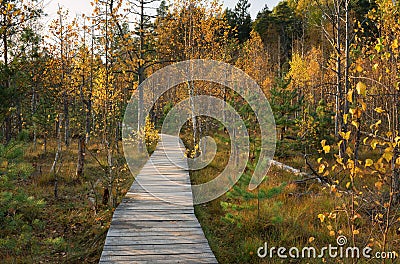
<box><xmin>99</xmin><ymin>134</ymin><xmax>218</xmax><ymax>263</ymax></box>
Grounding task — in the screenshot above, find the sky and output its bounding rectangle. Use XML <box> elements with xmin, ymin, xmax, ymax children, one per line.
<box><xmin>43</xmin><ymin>0</ymin><xmax>280</xmax><ymax>22</ymax></box>
<box><xmin>223</xmin><ymin>0</ymin><xmax>279</xmax><ymax>18</ymax></box>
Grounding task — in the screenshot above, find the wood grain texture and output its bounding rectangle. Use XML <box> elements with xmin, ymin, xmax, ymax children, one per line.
<box><xmin>99</xmin><ymin>134</ymin><xmax>217</xmax><ymax>263</ymax></box>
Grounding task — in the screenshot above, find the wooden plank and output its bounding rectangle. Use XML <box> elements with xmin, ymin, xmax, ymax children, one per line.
<box><xmin>106</xmin><ymin>230</ymin><xmax>206</xmax><ymax>237</ymax></box>
<box><xmin>102</xmin><ymin>245</ymin><xmax>214</xmax><ymax>254</ymax></box>
<box><xmin>100</xmin><ymin>253</ymin><xmax>216</xmax><ymax>263</ymax></box>
<box><xmin>107</xmin><ymin>234</ymin><xmax>204</xmax><ymax>242</ymax></box>
<box><xmin>108</xmin><ymin>220</ymin><xmax>202</xmax><ymax>228</ymax></box>
<box><xmin>99</xmin><ymin>134</ymin><xmax>217</xmax><ymax>263</ymax></box>
<box><xmin>107</xmin><ymin>227</ymin><xmax>203</xmax><ymax>234</ymax></box>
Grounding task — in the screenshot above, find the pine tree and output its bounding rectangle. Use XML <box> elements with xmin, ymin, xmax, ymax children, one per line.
<box><xmin>270</xmin><ymin>76</ymin><xmax>302</xmax><ymax>143</ymax></box>
<box><xmin>225</xmin><ymin>0</ymin><xmax>252</xmax><ymax>43</ymax></box>
<box><xmin>221</xmin><ymin>169</ymin><xmax>286</xmax><ymax>227</ymax></box>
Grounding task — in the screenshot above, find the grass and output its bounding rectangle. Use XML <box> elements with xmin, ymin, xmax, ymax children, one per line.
<box><xmin>1</xmin><ymin>129</ymin><xmax>399</xmax><ymax>263</ymax></box>
<box><xmin>0</xmin><ymin>138</ymin><xmax>135</xmax><ymax>263</ymax></box>
<box><xmin>188</xmin><ymin>131</ymin><xmax>400</xmax><ymax>263</ymax></box>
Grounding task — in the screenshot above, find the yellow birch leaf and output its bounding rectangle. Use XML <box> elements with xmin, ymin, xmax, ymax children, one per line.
<box><xmin>365</xmin><ymin>159</ymin><xmax>373</xmax><ymax>167</ymax></box>
<box><xmin>347</xmin><ymin>89</ymin><xmax>354</xmax><ymax>103</ymax></box>
<box><xmin>371</xmin><ymin>139</ymin><xmax>378</xmax><ymax>150</ymax></box>
<box><xmin>318</xmin><ymin>164</ymin><xmax>326</xmax><ymax>174</ymax></box>
<box><xmin>382</xmin><ymin>152</ymin><xmax>393</xmax><ymax>163</ymax></box>
<box><xmin>356</xmin><ymin>82</ymin><xmax>367</xmax><ymax>96</ymax></box>
<box><xmin>318</xmin><ymin>214</ymin><xmax>325</xmax><ymax>223</ymax></box>
<box><xmin>323</xmin><ymin>145</ymin><xmax>331</xmax><ymax>154</ymax></box>
<box><xmin>360</xmin><ymin>100</ymin><xmax>367</xmax><ymax>111</ymax></box>
<box><xmin>340</xmin><ymin>131</ymin><xmax>351</xmax><ymax>141</ymax></box>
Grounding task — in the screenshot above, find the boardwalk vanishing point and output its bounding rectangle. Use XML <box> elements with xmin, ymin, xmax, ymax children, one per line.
<box><xmin>99</xmin><ymin>134</ymin><xmax>218</xmax><ymax>263</ymax></box>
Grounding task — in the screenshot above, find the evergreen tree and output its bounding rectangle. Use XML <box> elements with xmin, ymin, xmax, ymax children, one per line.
<box><xmin>221</xmin><ymin>169</ymin><xmax>286</xmax><ymax>227</ymax></box>
<box><xmin>157</xmin><ymin>0</ymin><xmax>169</xmax><ymax>19</ymax></box>
<box><xmin>225</xmin><ymin>0</ymin><xmax>252</xmax><ymax>43</ymax></box>
<box><xmin>269</xmin><ymin>76</ymin><xmax>303</xmax><ymax>156</ymax></box>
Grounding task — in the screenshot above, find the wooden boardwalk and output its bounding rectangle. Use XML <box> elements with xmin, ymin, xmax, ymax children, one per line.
<box><xmin>99</xmin><ymin>134</ymin><xmax>217</xmax><ymax>263</ymax></box>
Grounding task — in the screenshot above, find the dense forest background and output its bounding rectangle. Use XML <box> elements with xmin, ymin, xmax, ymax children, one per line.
<box><xmin>0</xmin><ymin>0</ymin><xmax>399</xmax><ymax>262</ymax></box>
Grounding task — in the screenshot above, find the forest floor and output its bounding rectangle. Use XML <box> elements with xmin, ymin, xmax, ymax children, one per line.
<box><xmin>0</xmin><ymin>134</ymin><xmax>399</xmax><ymax>263</ymax></box>
<box><xmin>0</xmin><ymin>139</ymin><xmax>133</xmax><ymax>263</ymax></box>
<box><xmin>190</xmin><ymin>132</ymin><xmax>400</xmax><ymax>263</ymax></box>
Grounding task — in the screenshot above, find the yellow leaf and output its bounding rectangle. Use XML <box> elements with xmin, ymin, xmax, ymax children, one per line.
<box><xmin>346</xmin><ymin>182</ymin><xmax>351</xmax><ymax>189</ymax></box>
<box><xmin>321</xmin><ymin>140</ymin><xmax>326</xmax><ymax>147</ymax></box>
<box><xmin>371</xmin><ymin>120</ymin><xmax>382</xmax><ymax>130</ymax></box>
<box><xmin>351</xmin><ymin>121</ymin><xmax>359</xmax><ymax>129</ymax></box>
<box><xmin>353</xmin><ymin>229</ymin><xmax>360</xmax><ymax>235</ymax></box>
<box><xmin>308</xmin><ymin>237</ymin><xmax>315</xmax><ymax>243</ymax></box>
<box><xmin>347</xmin><ymin>89</ymin><xmax>354</xmax><ymax>103</ymax></box>
<box><xmin>396</xmin><ymin>157</ymin><xmax>400</xmax><ymax>165</ymax></box>
<box><xmin>371</xmin><ymin>139</ymin><xmax>378</xmax><ymax>150</ymax></box>
<box><xmin>375</xmin><ymin>107</ymin><xmax>385</xmax><ymax>114</ymax></box>
<box><xmin>382</xmin><ymin>152</ymin><xmax>393</xmax><ymax>163</ymax></box>
<box><xmin>329</xmin><ymin>230</ymin><xmax>335</xmax><ymax>237</ymax></box>
<box><xmin>336</xmin><ymin>156</ymin><xmax>344</xmax><ymax>165</ymax></box>
<box><xmin>340</xmin><ymin>131</ymin><xmax>351</xmax><ymax>141</ymax></box>
<box><xmin>356</xmin><ymin>65</ymin><xmax>363</xmax><ymax>73</ymax></box>
<box><xmin>392</xmin><ymin>39</ymin><xmax>399</xmax><ymax>49</ymax></box>
<box><xmin>318</xmin><ymin>214</ymin><xmax>325</xmax><ymax>223</ymax></box>
<box><xmin>356</xmin><ymin>82</ymin><xmax>367</xmax><ymax>96</ymax></box>
<box><xmin>354</xmin><ymin>107</ymin><xmax>362</xmax><ymax>119</ymax></box>
<box><xmin>360</xmin><ymin>100</ymin><xmax>367</xmax><ymax>111</ymax></box>
<box><xmin>318</xmin><ymin>164</ymin><xmax>326</xmax><ymax>174</ymax></box>
<box><xmin>375</xmin><ymin>181</ymin><xmax>383</xmax><ymax>190</ymax></box>
<box><xmin>343</xmin><ymin>114</ymin><xmax>348</xmax><ymax>124</ymax></box>
<box><xmin>318</xmin><ymin>157</ymin><xmax>323</xmax><ymax>163</ymax></box>
<box><xmin>365</xmin><ymin>159</ymin><xmax>373</xmax><ymax>167</ymax></box>
<box><xmin>327</xmin><ymin>225</ymin><xmax>333</xmax><ymax>231</ymax></box>
<box><xmin>347</xmin><ymin>159</ymin><xmax>355</xmax><ymax>169</ymax></box>
<box><xmin>375</xmin><ymin>42</ymin><xmax>384</xmax><ymax>53</ymax></box>
<box><xmin>323</xmin><ymin>145</ymin><xmax>331</xmax><ymax>154</ymax></box>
